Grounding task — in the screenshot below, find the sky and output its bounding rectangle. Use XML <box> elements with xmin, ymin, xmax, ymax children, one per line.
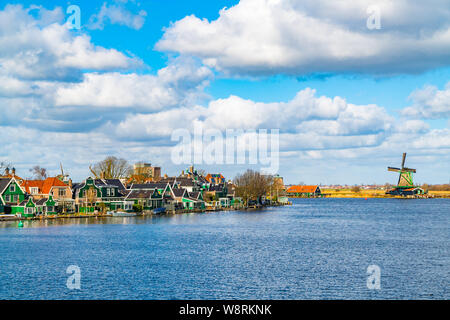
<box><xmin>0</xmin><ymin>0</ymin><xmax>449</xmax><ymax>185</ymax></box>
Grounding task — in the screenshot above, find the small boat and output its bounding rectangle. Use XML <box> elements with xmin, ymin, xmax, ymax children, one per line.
<box><xmin>111</xmin><ymin>211</ymin><xmax>138</xmax><ymax>217</ymax></box>
<box><xmin>152</xmin><ymin>207</ymin><xmax>166</xmax><ymax>214</ymax></box>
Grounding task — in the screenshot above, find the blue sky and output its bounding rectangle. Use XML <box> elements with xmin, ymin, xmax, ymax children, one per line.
<box><xmin>0</xmin><ymin>0</ymin><xmax>449</xmax><ymax>184</ymax></box>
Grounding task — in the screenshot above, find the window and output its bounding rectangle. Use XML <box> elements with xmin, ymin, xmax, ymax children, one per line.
<box><xmin>30</xmin><ymin>187</ymin><xmax>39</xmax><ymax>194</ymax></box>
<box><xmin>12</xmin><ymin>195</ymin><xmax>18</xmax><ymax>202</ymax></box>
<box><xmin>110</xmin><ymin>188</ymin><xmax>114</xmax><ymax>196</ymax></box>
<box><xmin>58</xmin><ymin>189</ymin><xmax>66</xmax><ymax>197</ymax></box>
<box><xmin>5</xmin><ymin>195</ymin><xmax>10</xmax><ymax>202</ymax></box>
<box><xmin>9</xmin><ymin>184</ymin><xmax>15</xmax><ymax>192</ymax></box>
<box><xmin>106</xmin><ymin>188</ymin><xmax>110</xmax><ymax>196</ymax></box>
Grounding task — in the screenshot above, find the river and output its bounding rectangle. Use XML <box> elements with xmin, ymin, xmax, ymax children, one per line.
<box><xmin>0</xmin><ymin>198</ymin><xmax>448</xmax><ymax>299</ymax></box>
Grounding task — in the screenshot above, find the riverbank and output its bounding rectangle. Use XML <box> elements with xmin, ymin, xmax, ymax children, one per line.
<box><xmin>320</xmin><ymin>188</ymin><xmax>450</xmax><ymax>198</ymax></box>
<box><xmin>0</xmin><ymin>202</ymin><xmax>291</xmax><ymax>222</ymax></box>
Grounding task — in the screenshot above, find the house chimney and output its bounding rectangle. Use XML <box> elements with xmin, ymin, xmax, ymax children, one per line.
<box><xmin>100</xmin><ymin>171</ymin><xmax>105</xmax><ymax>179</ymax></box>
<box><xmin>68</xmin><ymin>179</ymin><xmax>73</xmax><ymax>188</ymax></box>
<box><xmin>5</xmin><ymin>167</ymin><xmax>9</xmax><ymax>175</ymax></box>
<box><xmin>12</xmin><ymin>168</ymin><xmax>15</xmax><ymax>176</ymax></box>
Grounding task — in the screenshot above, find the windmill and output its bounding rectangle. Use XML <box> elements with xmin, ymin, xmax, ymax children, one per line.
<box><xmin>386</xmin><ymin>153</ymin><xmax>424</xmax><ymax>196</ymax></box>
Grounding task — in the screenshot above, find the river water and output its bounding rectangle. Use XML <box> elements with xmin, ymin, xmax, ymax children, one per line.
<box><xmin>0</xmin><ymin>198</ymin><xmax>448</xmax><ymax>299</ymax></box>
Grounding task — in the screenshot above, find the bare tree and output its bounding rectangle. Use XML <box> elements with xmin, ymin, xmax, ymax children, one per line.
<box><xmin>30</xmin><ymin>166</ymin><xmax>48</xmax><ymax>180</ymax></box>
<box><xmin>233</xmin><ymin>169</ymin><xmax>273</xmax><ymax>205</ymax></box>
<box><xmin>90</xmin><ymin>156</ymin><xmax>132</xmax><ymax>179</ymax></box>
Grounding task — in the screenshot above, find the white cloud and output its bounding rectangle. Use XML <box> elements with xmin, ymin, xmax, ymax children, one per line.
<box><xmin>53</xmin><ymin>57</ymin><xmax>212</xmax><ymax>110</ymax></box>
<box><xmin>0</xmin><ymin>4</ymin><xmax>139</xmax><ymax>81</ymax></box>
<box><xmin>401</xmin><ymin>82</ymin><xmax>450</xmax><ymax>119</ymax></box>
<box><xmin>88</xmin><ymin>1</ymin><xmax>147</xmax><ymax>30</ymax></box>
<box><xmin>115</xmin><ymin>88</ymin><xmax>394</xmax><ymax>152</ymax></box>
<box><xmin>156</xmin><ymin>0</ymin><xmax>450</xmax><ymax>76</ymax></box>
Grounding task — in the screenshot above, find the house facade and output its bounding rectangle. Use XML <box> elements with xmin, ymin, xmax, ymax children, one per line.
<box><xmin>73</xmin><ymin>177</ymin><xmax>128</xmax><ymax>213</ymax></box>
<box><xmin>22</xmin><ymin>177</ymin><xmax>74</xmax><ymax>213</ymax></box>
<box><xmin>0</xmin><ymin>177</ymin><xmax>26</xmax><ymax>215</ymax></box>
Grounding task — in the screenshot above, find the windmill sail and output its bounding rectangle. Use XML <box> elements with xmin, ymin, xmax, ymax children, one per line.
<box><xmin>386</xmin><ymin>153</ymin><xmax>424</xmax><ymax>196</ymax></box>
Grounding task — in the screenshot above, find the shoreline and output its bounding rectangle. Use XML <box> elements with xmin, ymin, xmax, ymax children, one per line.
<box><xmin>0</xmin><ymin>203</ymin><xmax>291</xmax><ymax>222</ymax></box>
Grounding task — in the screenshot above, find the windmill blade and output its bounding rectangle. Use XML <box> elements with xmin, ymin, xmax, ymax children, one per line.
<box><xmin>388</xmin><ymin>167</ymin><xmax>401</xmax><ymax>172</ymax></box>
<box><xmin>401</xmin><ymin>153</ymin><xmax>406</xmax><ymax>168</ymax></box>
<box><xmin>402</xmin><ymin>167</ymin><xmax>416</xmax><ymax>173</ymax></box>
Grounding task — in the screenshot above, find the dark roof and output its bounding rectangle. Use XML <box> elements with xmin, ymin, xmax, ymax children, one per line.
<box><xmin>189</xmin><ymin>191</ymin><xmax>200</xmax><ymax>199</ymax></box>
<box><xmin>160</xmin><ymin>177</ymin><xmax>176</xmax><ymax>182</ymax></box>
<box><xmin>35</xmin><ymin>198</ymin><xmax>48</xmax><ymax>206</ymax></box>
<box><xmin>125</xmin><ymin>189</ymin><xmax>154</xmax><ymax>199</ymax></box>
<box><xmin>94</xmin><ymin>179</ymin><xmax>120</xmax><ymax>189</ymax></box>
<box><xmin>119</xmin><ymin>189</ymin><xmax>130</xmax><ymax>197</ymax></box>
<box><xmin>172</xmin><ymin>189</ymin><xmax>186</xmax><ymax>197</ymax></box>
<box><xmin>177</xmin><ymin>178</ymin><xmax>194</xmax><ymax>187</ymax></box>
<box><xmin>0</xmin><ymin>178</ymin><xmax>11</xmax><ymax>194</ymax></box>
<box><xmin>103</xmin><ymin>179</ymin><xmax>126</xmax><ymax>190</ymax></box>
<box><xmin>130</xmin><ymin>183</ymin><xmax>168</xmax><ymax>190</ymax></box>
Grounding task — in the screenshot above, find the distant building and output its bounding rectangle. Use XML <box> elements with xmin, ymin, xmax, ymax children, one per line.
<box><xmin>130</xmin><ymin>162</ymin><xmax>161</xmax><ymax>183</ymax></box>
<box><xmin>286</xmin><ymin>185</ymin><xmax>321</xmax><ymax>197</ymax></box>
<box><xmin>205</xmin><ymin>173</ymin><xmax>225</xmax><ymax>185</ymax></box>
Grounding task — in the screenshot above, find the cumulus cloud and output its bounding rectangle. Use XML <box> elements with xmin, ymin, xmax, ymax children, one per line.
<box><xmin>53</xmin><ymin>59</ymin><xmax>212</xmax><ymax>110</ymax></box>
<box><xmin>0</xmin><ymin>4</ymin><xmax>139</xmax><ymax>81</ymax></box>
<box><xmin>401</xmin><ymin>82</ymin><xmax>450</xmax><ymax>119</ymax></box>
<box><xmin>115</xmin><ymin>88</ymin><xmax>395</xmax><ymax>152</ymax></box>
<box><xmin>0</xmin><ymin>58</ymin><xmax>212</xmax><ymax>132</ymax></box>
<box><xmin>156</xmin><ymin>0</ymin><xmax>450</xmax><ymax>76</ymax></box>
<box><xmin>88</xmin><ymin>1</ymin><xmax>147</xmax><ymax>30</ymax></box>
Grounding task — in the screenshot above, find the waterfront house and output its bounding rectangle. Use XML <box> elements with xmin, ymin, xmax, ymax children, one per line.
<box><xmin>171</xmin><ymin>189</ymin><xmax>205</xmax><ymax>210</ymax></box>
<box><xmin>13</xmin><ymin>196</ymin><xmax>57</xmax><ymax>217</ymax></box>
<box><xmin>128</xmin><ymin>182</ymin><xmax>175</xmax><ymax>210</ymax></box>
<box><xmin>22</xmin><ymin>177</ymin><xmax>74</xmax><ymax>213</ymax></box>
<box><xmin>73</xmin><ymin>177</ymin><xmax>128</xmax><ymax>213</ymax></box>
<box><xmin>286</xmin><ymin>185</ymin><xmax>322</xmax><ymax>197</ymax></box>
<box><xmin>125</xmin><ymin>188</ymin><xmax>163</xmax><ymax>211</ymax></box>
<box><xmin>0</xmin><ymin>177</ymin><xmax>27</xmax><ymax>215</ymax></box>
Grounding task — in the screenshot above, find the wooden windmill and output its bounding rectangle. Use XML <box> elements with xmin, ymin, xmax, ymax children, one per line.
<box><xmin>386</xmin><ymin>153</ymin><xmax>423</xmax><ymax>196</ymax></box>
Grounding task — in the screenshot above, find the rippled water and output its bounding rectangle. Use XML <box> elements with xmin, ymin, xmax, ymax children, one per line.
<box><xmin>0</xmin><ymin>198</ymin><xmax>448</xmax><ymax>300</ymax></box>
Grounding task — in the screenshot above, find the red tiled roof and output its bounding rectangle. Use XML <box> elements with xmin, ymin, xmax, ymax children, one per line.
<box><xmin>22</xmin><ymin>180</ymin><xmax>45</xmax><ymax>194</ymax></box>
<box><xmin>23</xmin><ymin>177</ymin><xmax>69</xmax><ymax>195</ymax></box>
<box><xmin>286</xmin><ymin>185</ymin><xmax>319</xmax><ymax>193</ymax></box>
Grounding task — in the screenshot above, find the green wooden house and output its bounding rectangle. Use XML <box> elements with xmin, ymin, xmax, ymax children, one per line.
<box><xmin>0</xmin><ymin>177</ymin><xmax>26</xmax><ymax>215</ymax></box>
<box><xmin>35</xmin><ymin>196</ymin><xmax>57</xmax><ymax>215</ymax></box>
<box><xmin>74</xmin><ymin>177</ymin><xmax>128</xmax><ymax>213</ymax></box>
<box><xmin>125</xmin><ymin>188</ymin><xmax>164</xmax><ymax>211</ymax></box>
